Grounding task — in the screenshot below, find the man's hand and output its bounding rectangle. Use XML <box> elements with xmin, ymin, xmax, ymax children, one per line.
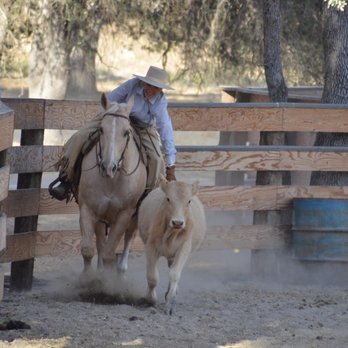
<box><xmin>166</xmin><ymin>165</ymin><xmax>176</xmax><ymax>181</ymax></box>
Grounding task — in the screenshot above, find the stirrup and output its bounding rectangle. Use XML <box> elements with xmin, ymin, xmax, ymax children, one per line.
<box><xmin>48</xmin><ymin>177</ymin><xmax>71</xmax><ymax>201</ymax></box>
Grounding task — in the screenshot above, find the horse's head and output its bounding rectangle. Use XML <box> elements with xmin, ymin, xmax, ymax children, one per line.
<box><xmin>98</xmin><ymin>93</ymin><xmax>134</xmax><ymax>178</ymax></box>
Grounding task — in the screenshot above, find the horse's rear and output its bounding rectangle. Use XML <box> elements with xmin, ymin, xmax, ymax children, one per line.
<box><xmin>78</xmin><ymin>94</ymin><xmax>146</xmax><ymax>273</ymax></box>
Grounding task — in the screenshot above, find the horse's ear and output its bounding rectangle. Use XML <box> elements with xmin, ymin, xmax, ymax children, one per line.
<box><xmin>101</xmin><ymin>93</ymin><xmax>108</xmax><ymax>110</ymax></box>
<box><xmin>126</xmin><ymin>95</ymin><xmax>135</xmax><ymax>115</ymax></box>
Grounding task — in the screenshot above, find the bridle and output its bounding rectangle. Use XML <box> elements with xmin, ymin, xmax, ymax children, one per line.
<box><xmin>94</xmin><ymin>111</ymin><xmax>141</xmax><ymax>176</ymax></box>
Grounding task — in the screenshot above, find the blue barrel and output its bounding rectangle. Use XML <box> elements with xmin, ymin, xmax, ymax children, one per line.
<box><xmin>292</xmin><ymin>198</ymin><xmax>348</xmax><ymax>262</ymax></box>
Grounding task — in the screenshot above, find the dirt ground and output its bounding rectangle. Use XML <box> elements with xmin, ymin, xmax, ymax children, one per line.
<box><xmin>1</xmin><ymin>248</ymin><xmax>348</xmax><ymax>348</ymax></box>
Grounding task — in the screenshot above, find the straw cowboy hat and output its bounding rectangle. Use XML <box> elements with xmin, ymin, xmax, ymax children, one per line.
<box><xmin>133</xmin><ymin>66</ymin><xmax>174</xmax><ymax>90</ymax></box>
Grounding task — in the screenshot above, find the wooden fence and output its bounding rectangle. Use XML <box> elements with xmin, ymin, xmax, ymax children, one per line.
<box><xmin>1</xmin><ymin>98</ymin><xmax>348</xmax><ymax>290</ymax></box>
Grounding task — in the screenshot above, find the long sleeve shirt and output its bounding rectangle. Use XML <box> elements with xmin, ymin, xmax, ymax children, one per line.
<box><xmin>107</xmin><ymin>78</ymin><xmax>176</xmax><ymax>166</ymax></box>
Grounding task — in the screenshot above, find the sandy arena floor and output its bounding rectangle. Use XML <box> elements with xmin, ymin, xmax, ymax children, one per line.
<box><xmin>1</xmin><ymin>248</ymin><xmax>348</xmax><ymax>348</ymax></box>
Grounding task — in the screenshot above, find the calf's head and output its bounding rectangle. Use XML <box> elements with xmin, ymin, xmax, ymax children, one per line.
<box><xmin>160</xmin><ymin>180</ymin><xmax>198</xmax><ymax>229</ymax></box>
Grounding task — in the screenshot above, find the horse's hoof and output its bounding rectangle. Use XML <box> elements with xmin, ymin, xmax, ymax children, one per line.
<box><xmin>117</xmin><ymin>265</ymin><xmax>127</xmax><ymax>274</ymax></box>
<box><xmin>145</xmin><ymin>294</ymin><xmax>157</xmax><ymax>307</ymax></box>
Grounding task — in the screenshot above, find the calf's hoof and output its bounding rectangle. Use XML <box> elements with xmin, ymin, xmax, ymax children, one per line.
<box><xmin>166</xmin><ymin>300</ymin><xmax>176</xmax><ymax>316</ymax></box>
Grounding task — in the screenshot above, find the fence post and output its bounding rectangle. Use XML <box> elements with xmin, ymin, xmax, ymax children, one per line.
<box><xmin>0</xmin><ymin>150</ymin><xmax>6</xmax><ymax>300</ymax></box>
<box><xmin>0</xmin><ymin>100</ymin><xmax>14</xmax><ymax>299</ymax></box>
<box><xmin>10</xmin><ymin>128</ymin><xmax>44</xmax><ymax>291</ymax></box>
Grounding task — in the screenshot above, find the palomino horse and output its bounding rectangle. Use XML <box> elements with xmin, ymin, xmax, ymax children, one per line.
<box><xmin>78</xmin><ymin>93</ymin><xmax>147</xmax><ymax>273</ymax></box>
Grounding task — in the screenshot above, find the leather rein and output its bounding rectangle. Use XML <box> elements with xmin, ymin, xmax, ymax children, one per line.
<box><xmin>95</xmin><ymin>111</ymin><xmax>142</xmax><ymax>176</ymax></box>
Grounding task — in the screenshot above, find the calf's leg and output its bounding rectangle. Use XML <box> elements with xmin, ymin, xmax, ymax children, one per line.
<box><xmin>165</xmin><ymin>241</ymin><xmax>191</xmax><ymax>315</ymax></box>
<box><xmin>145</xmin><ymin>245</ymin><xmax>160</xmax><ymax>305</ymax></box>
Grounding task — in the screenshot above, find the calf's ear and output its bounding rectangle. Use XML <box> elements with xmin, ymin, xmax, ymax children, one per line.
<box><xmin>159</xmin><ymin>173</ymin><xmax>167</xmax><ymax>183</ymax></box>
<box><xmin>159</xmin><ymin>174</ymin><xmax>168</xmax><ymax>191</ymax></box>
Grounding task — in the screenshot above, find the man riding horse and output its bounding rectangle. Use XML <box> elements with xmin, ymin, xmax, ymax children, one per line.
<box><xmin>49</xmin><ymin>66</ymin><xmax>177</xmax><ymax>201</ymax></box>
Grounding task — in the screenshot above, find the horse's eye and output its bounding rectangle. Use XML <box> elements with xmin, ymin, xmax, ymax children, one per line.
<box><xmin>188</xmin><ymin>199</ymin><xmax>191</xmax><ymax>205</ymax></box>
<box><xmin>124</xmin><ymin>129</ymin><xmax>130</xmax><ymax>137</ymax></box>
<box><xmin>167</xmin><ymin>197</ymin><xmax>170</xmax><ymax>202</ymax></box>
<box><xmin>99</xmin><ymin>127</ymin><xmax>104</xmax><ymax>135</ymax></box>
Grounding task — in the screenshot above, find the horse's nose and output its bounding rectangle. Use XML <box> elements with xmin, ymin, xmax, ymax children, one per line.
<box><xmin>111</xmin><ymin>164</ymin><xmax>117</xmax><ymax>175</ymax></box>
<box><xmin>100</xmin><ymin>162</ymin><xmax>107</xmax><ymax>177</ymax></box>
<box><xmin>101</xmin><ymin>162</ymin><xmax>117</xmax><ymax>178</ymax></box>
<box><xmin>106</xmin><ymin>163</ymin><xmax>117</xmax><ymax>177</ymax></box>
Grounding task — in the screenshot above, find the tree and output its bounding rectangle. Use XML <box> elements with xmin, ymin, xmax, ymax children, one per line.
<box><xmin>310</xmin><ymin>1</ymin><xmax>348</xmax><ymax>186</ymax></box>
<box><xmin>64</xmin><ymin>2</ymin><xmax>104</xmax><ymax>99</ymax></box>
<box><xmin>175</xmin><ymin>0</ymin><xmax>323</xmax><ymax>87</ymax></box>
<box><xmin>1</xmin><ymin>0</ymin><xmax>326</xmax><ymax>97</ymax></box>
<box><xmin>255</xmin><ymin>0</ymin><xmax>289</xmax><ymax>226</ymax></box>
<box><xmin>0</xmin><ymin>1</ymin><xmax>31</xmax><ymax>82</ymax></box>
<box><xmin>263</xmin><ymin>0</ymin><xmax>288</xmax><ymax>103</ymax></box>
<box><xmin>250</xmin><ymin>0</ymin><xmax>290</xmax><ymax>277</ymax></box>
<box><xmin>29</xmin><ymin>0</ymin><xmax>110</xmax><ymax>99</ymax></box>
<box><xmin>29</xmin><ymin>0</ymin><xmax>70</xmax><ymax>99</ymax></box>
<box><xmin>29</xmin><ymin>0</ymin><xmax>123</xmax><ymax>99</ymax></box>
<box><xmin>0</xmin><ymin>5</ymin><xmax>7</xmax><ymax>46</ymax></box>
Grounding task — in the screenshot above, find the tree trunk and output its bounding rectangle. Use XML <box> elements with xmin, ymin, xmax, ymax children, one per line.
<box><xmin>251</xmin><ymin>0</ymin><xmax>289</xmax><ymax>279</ymax></box>
<box><xmin>263</xmin><ymin>0</ymin><xmax>288</xmax><ymax>102</ymax></box>
<box><xmin>255</xmin><ymin>0</ymin><xmax>289</xmax><ymax>226</ymax></box>
<box><xmin>310</xmin><ymin>3</ymin><xmax>348</xmax><ymax>186</ymax></box>
<box><xmin>65</xmin><ymin>20</ymin><xmax>101</xmax><ymax>100</ymax></box>
<box><xmin>29</xmin><ymin>0</ymin><xmax>103</xmax><ymax>100</ymax></box>
<box><xmin>29</xmin><ymin>0</ymin><xmax>69</xmax><ymax>99</ymax></box>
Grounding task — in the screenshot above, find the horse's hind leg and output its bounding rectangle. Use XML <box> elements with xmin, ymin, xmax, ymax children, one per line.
<box><xmin>118</xmin><ymin>214</ymin><xmax>137</xmax><ymax>273</ymax></box>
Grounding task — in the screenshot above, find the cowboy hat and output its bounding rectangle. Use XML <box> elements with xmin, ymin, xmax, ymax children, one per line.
<box><xmin>133</xmin><ymin>66</ymin><xmax>174</xmax><ymax>90</ymax></box>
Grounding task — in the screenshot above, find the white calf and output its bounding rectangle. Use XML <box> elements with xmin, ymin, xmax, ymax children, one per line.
<box><xmin>138</xmin><ymin>179</ymin><xmax>206</xmax><ymax>314</ymax></box>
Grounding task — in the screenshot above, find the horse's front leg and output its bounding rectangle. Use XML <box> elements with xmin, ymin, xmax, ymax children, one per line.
<box><xmin>102</xmin><ymin>210</ymin><xmax>132</xmax><ymax>270</ymax></box>
<box><xmin>118</xmin><ymin>213</ymin><xmax>137</xmax><ymax>273</ymax></box>
<box><xmin>95</xmin><ymin>221</ymin><xmax>107</xmax><ymax>269</ymax></box>
<box><xmin>79</xmin><ymin>204</ymin><xmax>97</xmax><ymax>273</ymax></box>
